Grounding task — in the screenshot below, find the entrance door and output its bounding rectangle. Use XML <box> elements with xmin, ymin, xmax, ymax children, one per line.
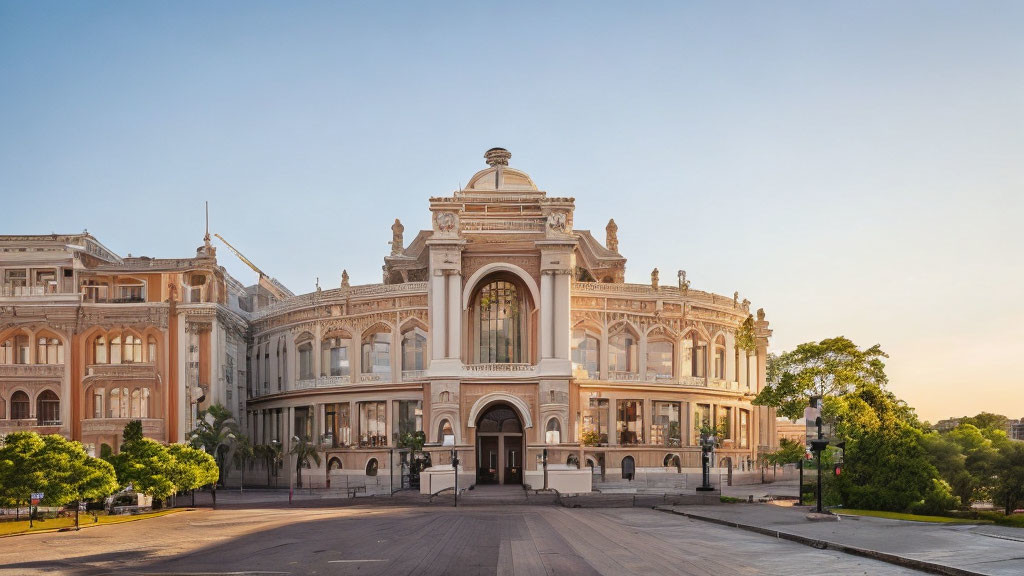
<box><xmin>478</xmin><ymin>436</ymin><xmax>499</xmax><ymax>484</ymax></box>
<box><xmin>475</xmin><ymin>404</ymin><xmax>525</xmax><ymax>485</ymax></box>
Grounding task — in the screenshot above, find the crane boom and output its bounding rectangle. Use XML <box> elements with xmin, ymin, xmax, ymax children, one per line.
<box><xmin>213</xmin><ymin>233</ymin><xmax>290</xmax><ymax>301</ymax></box>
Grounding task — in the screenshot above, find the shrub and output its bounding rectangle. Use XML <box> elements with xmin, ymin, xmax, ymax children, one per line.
<box><xmin>911</xmin><ymin>479</ymin><xmax>958</xmax><ymax>516</ymax></box>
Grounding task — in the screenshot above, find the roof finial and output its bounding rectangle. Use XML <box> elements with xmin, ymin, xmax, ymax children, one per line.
<box><xmin>204</xmin><ymin>201</ymin><xmax>211</xmax><ymax>245</ymax></box>
<box><xmin>484</xmin><ymin>147</ymin><xmax>511</xmax><ymax>167</ymax></box>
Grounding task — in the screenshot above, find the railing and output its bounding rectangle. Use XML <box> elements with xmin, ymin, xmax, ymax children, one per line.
<box><xmin>0</xmin><ymin>418</ymin><xmax>60</xmax><ymax>430</ymax></box>
<box><xmin>85</xmin><ymin>363</ymin><xmax>157</xmax><ymax>380</ymax></box>
<box><xmin>81</xmin><ymin>418</ymin><xmax>164</xmax><ymax>436</ymax></box>
<box><xmin>463</xmin><ymin>363</ymin><xmax>538</xmax><ymax>377</ymax></box>
<box><xmin>402</xmin><ymin>369</ymin><xmax>425</xmax><ymax>381</ymax></box>
<box><xmin>460</xmin><ymin>219</ymin><xmax>546</xmax><ymax>232</ymax></box>
<box><xmin>608</xmin><ymin>370</ymin><xmax>642</xmax><ymax>382</ymax></box>
<box><xmin>0</xmin><ymin>365</ymin><xmax>64</xmax><ymax>378</ymax></box>
<box><xmin>359</xmin><ymin>373</ymin><xmax>383</xmax><ymax>383</ymax></box>
<box><xmin>0</xmin><ymin>285</ymin><xmax>81</xmax><ymax>300</ymax></box>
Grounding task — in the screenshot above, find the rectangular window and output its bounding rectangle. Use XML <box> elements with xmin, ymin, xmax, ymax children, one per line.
<box><xmin>359</xmin><ymin>401</ymin><xmax>387</xmax><ymax>447</ymax></box>
<box><xmin>93</xmin><ymin>394</ymin><xmax>103</xmax><ymax>419</ymax></box>
<box><xmin>361</xmin><ymin>334</ymin><xmax>390</xmax><ymax>375</ymax></box>
<box><xmin>582</xmin><ymin>398</ymin><xmax>609</xmax><ymax>444</ymax></box>
<box><xmin>739</xmin><ymin>409</ymin><xmax>749</xmax><ymax>448</ymax></box>
<box><xmin>651</xmin><ymin>401</ymin><xmax>681</xmax><ymax>447</ymax></box>
<box><xmin>118</xmin><ymin>284</ymin><xmax>144</xmax><ymax>302</ymax></box>
<box><xmin>608</xmin><ymin>334</ymin><xmax>638</xmax><ymax>374</ymax></box>
<box><xmin>392</xmin><ymin>400</ymin><xmax>423</xmax><ymax>445</ymax></box>
<box><xmin>694</xmin><ymin>403</ymin><xmax>712</xmax><ymax>443</ymax></box>
<box><xmin>571</xmin><ymin>330</ymin><xmax>599</xmax><ymax>379</ymax></box>
<box><xmin>294</xmin><ymin>407</ymin><xmax>311</xmax><ymax>441</ymax></box>
<box><xmin>298</xmin><ymin>346</ymin><xmax>313</xmax><ymax>380</ymax></box>
<box><xmin>616</xmin><ymin>399</ymin><xmax>643</xmax><ymax>445</ymax></box>
<box><xmin>721</xmin><ymin>406</ymin><xmax>733</xmax><ymax>439</ymax></box>
<box><xmin>325</xmin><ymin>403</ymin><xmax>351</xmax><ymax>447</ymax></box>
<box><xmin>15</xmin><ymin>336</ymin><xmax>29</xmax><ymax>364</ymax></box>
<box><xmin>646</xmin><ymin>341</ymin><xmax>674</xmax><ymax>380</ymax></box>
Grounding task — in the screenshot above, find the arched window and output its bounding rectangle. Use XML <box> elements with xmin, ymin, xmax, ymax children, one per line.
<box><xmin>646</xmin><ymin>339</ymin><xmax>674</xmax><ymax>380</ymax></box>
<box><xmin>279</xmin><ymin>338</ymin><xmax>287</xmax><ymax>388</ymax></box>
<box><xmin>366</xmin><ymin>458</ymin><xmax>379</xmax><ymax>477</ymax></box>
<box><xmin>438</xmin><ymin>419</ymin><xmax>454</xmax><ymax>443</ymax></box>
<box><xmin>571</xmin><ymin>330</ymin><xmax>599</xmax><ymax>379</ymax></box>
<box><xmin>621</xmin><ymin>455</ymin><xmax>636</xmax><ymax>480</ymax></box>
<box><xmin>124</xmin><ymin>335</ymin><xmax>142</xmax><ymax>364</ymax></box>
<box><xmin>608</xmin><ymin>329</ymin><xmax>638</xmax><ymax>377</ymax></box>
<box><xmin>361</xmin><ymin>332</ymin><xmax>391</xmax><ymax>376</ymax></box>
<box><xmin>14</xmin><ymin>335</ymin><xmax>29</xmax><ymax>364</ymax></box>
<box><xmin>321</xmin><ymin>335</ymin><xmax>350</xmax><ymax>377</ymax></box>
<box><xmin>664</xmin><ymin>453</ymin><xmax>681</xmax><ymax>471</ymax></box>
<box><xmin>297</xmin><ymin>339</ymin><xmax>314</xmax><ymax>380</ymax></box>
<box><xmin>683</xmin><ymin>332</ymin><xmax>707</xmax><ymax>378</ymax></box>
<box><xmin>36</xmin><ymin>337</ymin><xmax>63</xmax><ymax>365</ymax></box>
<box><xmin>10</xmin><ymin>391</ymin><xmax>30</xmax><ymax>420</ymax></box>
<box><xmin>328</xmin><ymin>457</ymin><xmax>343</xmax><ymax>471</ymax></box>
<box><xmin>545</xmin><ymin>418</ymin><xmax>561</xmax><ymax>444</ymax></box>
<box><xmin>0</xmin><ymin>338</ymin><xmax>12</xmax><ymax>364</ymax></box>
<box><xmin>109</xmin><ymin>387</ymin><xmax>129</xmax><ymax>418</ymax></box>
<box><xmin>147</xmin><ymin>336</ymin><xmax>158</xmax><ymax>363</ymax></box>
<box><xmin>474</xmin><ymin>279</ymin><xmax>524</xmax><ymax>363</ymax></box>
<box><xmin>401</xmin><ymin>327</ymin><xmax>427</xmax><ymax>372</ymax></box>
<box><xmin>109</xmin><ymin>335</ymin><xmax>122</xmax><ymax>364</ymax></box>
<box><xmin>36</xmin><ymin>390</ymin><xmax>60</xmax><ymax>425</ymax></box>
<box><xmin>567</xmin><ymin>454</ymin><xmax>579</xmax><ymax>469</ymax></box>
<box><xmin>714</xmin><ymin>335</ymin><xmax>726</xmax><ymax>379</ymax></box>
<box><xmin>93</xmin><ymin>335</ymin><xmax>107</xmax><ymax>364</ymax></box>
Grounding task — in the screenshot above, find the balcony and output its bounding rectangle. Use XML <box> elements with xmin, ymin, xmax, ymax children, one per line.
<box><xmin>402</xmin><ymin>369</ymin><xmax>425</xmax><ymax>381</ymax></box>
<box><xmin>293</xmin><ymin>375</ymin><xmax>353</xmax><ymax>390</ymax></box>
<box><xmin>0</xmin><ymin>418</ymin><xmax>62</xmax><ymax>433</ymax></box>
<box><xmin>0</xmin><ymin>364</ymin><xmax>64</xmax><ymax>379</ymax></box>
<box><xmin>359</xmin><ymin>373</ymin><xmax>384</xmax><ymax>383</ymax></box>
<box><xmin>463</xmin><ymin>363</ymin><xmax>538</xmax><ymax>378</ymax></box>
<box><xmin>0</xmin><ymin>285</ymin><xmax>81</xmax><ymax>302</ymax></box>
<box><xmin>81</xmin><ymin>418</ymin><xmax>164</xmax><ymax>437</ymax></box>
<box><xmin>85</xmin><ymin>363</ymin><xmax>157</xmax><ymax>382</ymax></box>
<box><xmin>608</xmin><ymin>370</ymin><xmax>642</xmax><ymax>382</ymax></box>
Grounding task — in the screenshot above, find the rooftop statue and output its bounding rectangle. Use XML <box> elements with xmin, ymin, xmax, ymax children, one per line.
<box><xmin>390</xmin><ymin>218</ymin><xmax>404</xmax><ymax>255</ymax></box>
<box><xmin>651</xmin><ymin>268</ymin><xmax>659</xmax><ymax>290</ymax></box>
<box><xmin>606</xmin><ymin>219</ymin><xmax>619</xmax><ymax>252</ymax></box>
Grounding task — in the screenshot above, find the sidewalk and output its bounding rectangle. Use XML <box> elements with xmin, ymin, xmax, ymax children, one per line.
<box><xmin>656</xmin><ymin>502</ymin><xmax>1024</xmax><ymax>576</ymax></box>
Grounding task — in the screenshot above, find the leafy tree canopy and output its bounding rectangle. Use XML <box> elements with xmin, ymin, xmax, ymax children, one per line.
<box><xmin>106</xmin><ymin>437</ymin><xmax>176</xmax><ymax>500</ymax></box>
<box><xmin>167</xmin><ymin>443</ymin><xmax>219</xmax><ymax>493</ymax></box>
<box><xmin>754</xmin><ymin>336</ymin><xmax>889</xmax><ymax>420</ymax></box>
<box><xmin>0</xmin><ymin>432</ymin><xmax>117</xmax><ymax>508</ymax></box>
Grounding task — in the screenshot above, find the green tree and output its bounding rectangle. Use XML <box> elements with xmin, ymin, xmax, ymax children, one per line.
<box><xmin>255</xmin><ymin>443</ymin><xmax>283</xmax><ymax>485</ymax></box>
<box><xmin>735</xmin><ymin>314</ymin><xmax>757</xmax><ymax>353</ymax></box>
<box><xmin>947</xmin><ymin>424</ymin><xmax>1001</xmax><ymax>504</ymax></box>
<box><xmin>167</xmin><ymin>443</ymin><xmax>219</xmax><ymax>498</ymax></box>
<box><xmin>754</xmin><ymin>337</ymin><xmax>889</xmax><ymax>420</ymax></box>
<box><xmin>106</xmin><ymin>437</ymin><xmax>176</xmax><ymax>501</ymax></box>
<box><xmin>289</xmin><ymin>436</ymin><xmax>322</xmax><ymax>489</ymax></box>
<box><xmin>960</xmin><ymin>412</ymin><xmax>1009</xmax><ymax>434</ymax></box>
<box><xmin>0</xmin><ymin>432</ymin><xmax>117</xmax><ymax>510</ymax></box>
<box><xmin>921</xmin><ymin>432</ymin><xmax>973</xmax><ymax>508</ymax></box>
<box><xmin>761</xmin><ymin>437</ymin><xmax>806</xmax><ymax>471</ymax></box>
<box><xmin>231</xmin><ymin>434</ymin><xmax>254</xmax><ymax>490</ymax></box>
<box><xmin>991</xmin><ymin>442</ymin><xmax>1024</xmax><ymax>515</ymax></box>
<box><xmin>122</xmin><ymin>419</ymin><xmax>144</xmax><ymax>444</ymax></box>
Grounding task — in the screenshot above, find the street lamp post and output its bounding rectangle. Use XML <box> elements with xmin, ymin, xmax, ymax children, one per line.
<box><xmin>451</xmin><ymin>448</ymin><xmax>459</xmax><ymax>508</ymax></box>
<box><xmin>809</xmin><ymin>417</ymin><xmax>830</xmax><ymax>514</ymax></box>
<box><xmin>696</xmin><ymin>434</ymin><xmax>717</xmax><ymax>492</ymax></box>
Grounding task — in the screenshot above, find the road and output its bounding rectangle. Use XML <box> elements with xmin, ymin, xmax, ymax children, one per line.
<box><xmin>0</xmin><ymin>505</ymin><xmax>925</xmax><ymax>575</ymax></box>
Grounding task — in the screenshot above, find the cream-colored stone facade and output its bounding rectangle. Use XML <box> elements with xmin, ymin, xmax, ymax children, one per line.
<box><xmin>1</xmin><ymin>148</ymin><xmax>775</xmax><ymax>491</ymax></box>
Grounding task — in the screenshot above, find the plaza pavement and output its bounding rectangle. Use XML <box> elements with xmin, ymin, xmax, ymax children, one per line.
<box><xmin>0</xmin><ymin>504</ymin><xmax>928</xmax><ymax>575</ymax></box>
<box><xmin>658</xmin><ymin>502</ymin><xmax>1024</xmax><ymax>576</ymax></box>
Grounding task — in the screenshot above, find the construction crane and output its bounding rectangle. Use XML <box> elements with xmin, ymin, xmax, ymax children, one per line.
<box><xmin>213</xmin><ymin>233</ymin><xmax>292</xmax><ymax>301</ymax></box>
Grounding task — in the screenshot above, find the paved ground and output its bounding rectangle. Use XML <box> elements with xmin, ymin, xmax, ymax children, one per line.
<box><xmin>0</xmin><ymin>505</ymin><xmax>925</xmax><ymax>575</ymax></box>
<box><xmin>660</xmin><ymin>503</ymin><xmax>1024</xmax><ymax>576</ymax></box>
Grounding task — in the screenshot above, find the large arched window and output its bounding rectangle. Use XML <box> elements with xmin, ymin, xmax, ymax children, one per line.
<box><xmin>474</xmin><ymin>279</ymin><xmax>523</xmax><ymax>363</ymax></box>
<box><xmin>124</xmin><ymin>335</ymin><xmax>142</xmax><ymax>364</ymax></box>
<box><xmin>109</xmin><ymin>387</ymin><xmax>129</xmax><ymax>418</ymax></box>
<box><xmin>401</xmin><ymin>327</ymin><xmax>427</xmax><ymax>372</ymax></box>
<box><xmin>571</xmin><ymin>329</ymin><xmax>599</xmax><ymax>380</ymax></box>
<box><xmin>321</xmin><ymin>334</ymin><xmax>350</xmax><ymax>377</ymax></box>
<box><xmin>147</xmin><ymin>336</ymin><xmax>158</xmax><ymax>363</ymax></box>
<box><xmin>130</xmin><ymin>388</ymin><xmax>150</xmax><ymax>418</ymax></box>
<box><xmin>10</xmin><ymin>391</ymin><xmax>30</xmax><ymax>420</ymax></box>
<box><xmin>36</xmin><ymin>336</ymin><xmax>63</xmax><ymax>365</ymax></box>
<box><xmin>683</xmin><ymin>332</ymin><xmax>707</xmax><ymax>378</ymax></box>
<box><xmin>93</xmin><ymin>335</ymin><xmax>107</xmax><ymax>364</ymax></box>
<box><xmin>608</xmin><ymin>328</ymin><xmax>638</xmax><ymax>377</ymax></box>
<box><xmin>36</xmin><ymin>390</ymin><xmax>60</xmax><ymax>425</ymax></box>
<box><xmin>0</xmin><ymin>338</ymin><xmax>12</xmax><ymax>364</ymax></box>
<box><xmin>713</xmin><ymin>335</ymin><xmax>726</xmax><ymax>379</ymax></box>
<box><xmin>297</xmin><ymin>337</ymin><xmax>314</xmax><ymax>380</ymax></box>
<box><xmin>361</xmin><ymin>332</ymin><xmax>391</xmax><ymax>376</ymax></box>
<box><xmin>14</xmin><ymin>335</ymin><xmax>29</xmax><ymax>364</ymax></box>
<box><xmin>646</xmin><ymin>339</ymin><xmax>674</xmax><ymax>380</ymax></box>
<box><xmin>109</xmin><ymin>335</ymin><xmax>122</xmax><ymax>364</ymax></box>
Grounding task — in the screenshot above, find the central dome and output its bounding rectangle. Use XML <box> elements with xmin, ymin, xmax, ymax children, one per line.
<box><xmin>465</xmin><ymin>148</ymin><xmax>538</xmax><ymax>191</ymax></box>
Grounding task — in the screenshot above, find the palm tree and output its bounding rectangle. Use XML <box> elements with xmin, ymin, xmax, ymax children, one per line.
<box><xmin>290</xmin><ymin>436</ymin><xmax>322</xmax><ymax>489</ymax></box>
<box><xmin>189</xmin><ymin>403</ymin><xmax>239</xmax><ymax>487</ymax></box>
<box><xmin>231</xmin><ymin>434</ymin><xmax>254</xmax><ymax>492</ymax></box>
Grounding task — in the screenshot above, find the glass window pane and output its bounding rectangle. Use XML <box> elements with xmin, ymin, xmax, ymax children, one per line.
<box><xmin>616</xmin><ymin>400</ymin><xmax>643</xmax><ymax>444</ymax></box>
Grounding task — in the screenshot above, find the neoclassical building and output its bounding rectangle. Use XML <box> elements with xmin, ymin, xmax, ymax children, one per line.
<box><xmin>1</xmin><ymin>148</ymin><xmax>775</xmax><ymax>491</ymax></box>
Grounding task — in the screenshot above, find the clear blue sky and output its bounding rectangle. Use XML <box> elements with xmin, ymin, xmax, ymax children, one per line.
<box><xmin>2</xmin><ymin>2</ymin><xmax>1021</xmax><ymax>422</ymax></box>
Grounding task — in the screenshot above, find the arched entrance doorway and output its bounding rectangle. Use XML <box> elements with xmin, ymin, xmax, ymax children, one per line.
<box><xmin>475</xmin><ymin>404</ymin><xmax>524</xmax><ymax>485</ymax></box>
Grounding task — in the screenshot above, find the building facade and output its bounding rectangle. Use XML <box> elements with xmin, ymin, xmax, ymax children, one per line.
<box><xmin>1</xmin><ymin>148</ymin><xmax>776</xmax><ymax>490</ymax></box>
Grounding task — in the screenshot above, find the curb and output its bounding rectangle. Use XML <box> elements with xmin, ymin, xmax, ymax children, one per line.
<box><xmin>0</xmin><ymin>508</ymin><xmax>187</xmax><ymax>539</ymax></box>
<box><xmin>654</xmin><ymin>506</ymin><xmax>985</xmax><ymax>576</ymax></box>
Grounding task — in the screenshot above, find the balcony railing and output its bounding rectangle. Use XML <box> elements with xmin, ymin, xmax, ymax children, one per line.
<box><xmin>85</xmin><ymin>363</ymin><xmax>157</xmax><ymax>381</ymax></box>
<box><xmin>81</xmin><ymin>418</ymin><xmax>164</xmax><ymax>436</ymax></box>
<box><xmin>0</xmin><ymin>285</ymin><xmax>81</xmax><ymax>301</ymax></box>
<box><xmin>463</xmin><ymin>363</ymin><xmax>538</xmax><ymax>377</ymax></box>
<box><xmin>359</xmin><ymin>373</ymin><xmax>384</xmax><ymax>383</ymax></box>
<box><xmin>292</xmin><ymin>375</ymin><xmax>353</xmax><ymax>390</ymax></box>
<box><xmin>609</xmin><ymin>370</ymin><xmax>642</xmax><ymax>382</ymax></box>
<box><xmin>0</xmin><ymin>364</ymin><xmax>64</xmax><ymax>378</ymax></box>
<box><xmin>402</xmin><ymin>369</ymin><xmax>425</xmax><ymax>381</ymax></box>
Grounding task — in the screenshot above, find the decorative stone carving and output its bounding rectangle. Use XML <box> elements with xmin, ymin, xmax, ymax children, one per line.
<box><xmin>390</xmin><ymin>218</ymin><xmax>404</xmax><ymax>255</ymax></box>
<box><xmin>742</xmin><ymin>299</ymin><xmax>750</xmax><ymax>312</ymax></box>
<box><xmin>606</xmin><ymin>219</ymin><xmax>618</xmax><ymax>252</ymax></box>
<box><xmin>651</xmin><ymin>268</ymin><xmax>659</xmax><ymax>290</ymax></box>
<box><xmin>757</xmin><ymin>308</ymin><xmax>765</xmax><ymax>321</ymax></box>
<box><xmin>341</xmin><ymin>270</ymin><xmax>350</xmax><ymax>289</ymax></box>
<box><xmin>734</xmin><ymin>291</ymin><xmax>739</xmax><ymax>306</ymax></box>
<box><xmin>678</xmin><ymin>270</ymin><xmax>690</xmax><ymax>293</ymax></box>
<box><xmin>484</xmin><ymin>147</ymin><xmax>511</xmax><ymax>167</ymax></box>
<box><xmin>434</xmin><ymin>211</ymin><xmax>458</xmax><ymax>233</ymax></box>
<box><xmin>547</xmin><ymin>211</ymin><xmax>567</xmax><ymax>233</ymax></box>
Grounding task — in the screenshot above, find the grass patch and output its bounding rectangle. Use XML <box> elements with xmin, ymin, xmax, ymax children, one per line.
<box><xmin>833</xmin><ymin>508</ymin><xmax>989</xmax><ymax>524</ymax></box>
<box><xmin>720</xmin><ymin>496</ymin><xmax>745</xmax><ymax>503</ymax></box>
<box><xmin>976</xmin><ymin>511</ymin><xmax>1024</xmax><ymax>528</ymax></box>
<box><xmin>0</xmin><ymin>508</ymin><xmax>183</xmax><ymax>537</ymax></box>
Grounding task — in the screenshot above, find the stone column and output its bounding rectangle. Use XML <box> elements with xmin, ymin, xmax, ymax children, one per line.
<box><xmin>725</xmin><ymin>332</ymin><xmax>736</xmax><ymax>383</ymax></box>
<box><xmin>446</xmin><ymin>272</ymin><xmax>461</xmax><ymax>359</ymax></box>
<box><xmin>430</xmin><ymin>272</ymin><xmax>447</xmax><ymax>361</ymax></box>
<box><xmin>540</xmin><ymin>272</ymin><xmax>554</xmax><ymax>359</ymax></box>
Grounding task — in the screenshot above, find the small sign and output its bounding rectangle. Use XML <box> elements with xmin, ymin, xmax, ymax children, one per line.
<box><xmin>442</xmin><ymin>434</ymin><xmax>455</xmax><ymax>447</ymax></box>
<box><xmin>79</xmin><ymin>501</ymin><xmax>87</xmax><ymax>511</ymax></box>
<box><xmin>30</xmin><ymin>492</ymin><xmax>43</xmax><ymax>505</ymax></box>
